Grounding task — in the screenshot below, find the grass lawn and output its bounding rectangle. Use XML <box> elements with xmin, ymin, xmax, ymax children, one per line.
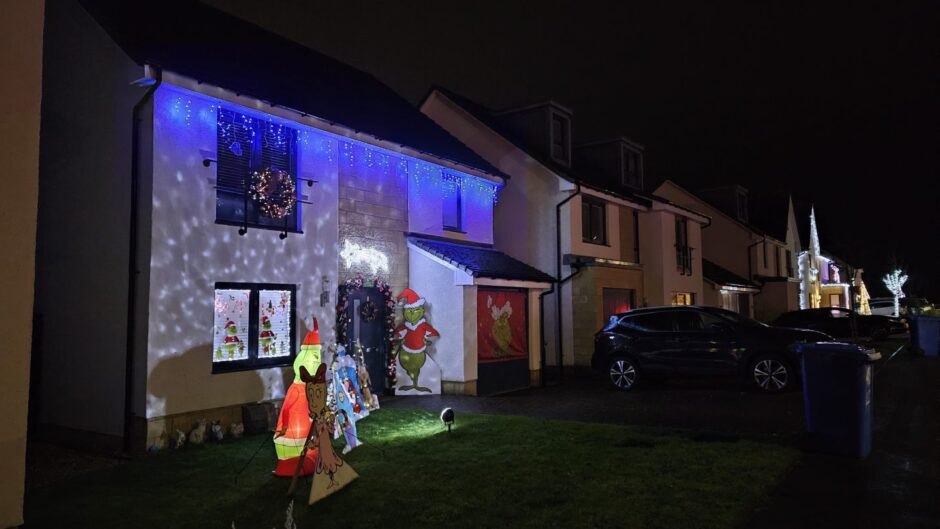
<box><xmin>25</xmin><ymin>409</ymin><xmax>797</xmax><ymax>529</ymax></box>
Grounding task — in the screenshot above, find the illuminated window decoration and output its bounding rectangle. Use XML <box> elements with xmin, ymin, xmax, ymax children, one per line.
<box><xmin>213</xmin><ymin>282</ymin><xmax>297</xmax><ymax>372</ymax></box>
<box><xmin>258</xmin><ymin>289</ymin><xmax>293</xmax><ymax>358</ymax></box>
<box><xmin>339</xmin><ymin>240</ymin><xmax>389</xmax><ymax>275</ymax></box>
<box><xmin>882</xmin><ymin>269</ymin><xmax>908</xmax><ymax>318</ymax></box>
<box><xmin>213</xmin><ymin>289</ymin><xmax>250</xmax><ymax>362</ymax></box>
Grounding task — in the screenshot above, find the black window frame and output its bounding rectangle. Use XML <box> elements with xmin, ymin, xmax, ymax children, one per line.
<box><xmin>675</xmin><ymin>216</ymin><xmax>692</xmax><ymax>275</ymax></box>
<box><xmin>581</xmin><ymin>196</ymin><xmax>607</xmax><ymax>245</ymax></box>
<box><xmin>441</xmin><ymin>173</ymin><xmax>463</xmax><ymax>232</ymax></box>
<box><xmin>550</xmin><ymin>111</ymin><xmax>570</xmax><ymax>165</ymax></box>
<box><xmin>215</xmin><ymin>108</ymin><xmax>303</xmax><ymax>234</ymax></box>
<box><xmin>212</xmin><ymin>281</ymin><xmax>297</xmax><ymax>374</ymax></box>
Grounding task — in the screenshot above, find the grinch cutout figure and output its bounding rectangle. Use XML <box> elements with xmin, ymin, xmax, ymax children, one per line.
<box><xmin>222</xmin><ymin>320</ymin><xmax>243</xmax><ymax>360</ymax></box>
<box><xmin>487</xmin><ymin>295</ymin><xmax>514</xmax><ymax>357</ymax></box>
<box><xmin>393</xmin><ymin>288</ymin><xmax>441</xmax><ymax>394</ymax></box>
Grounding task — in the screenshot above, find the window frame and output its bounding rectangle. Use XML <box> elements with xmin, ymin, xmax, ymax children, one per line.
<box><xmin>441</xmin><ymin>173</ymin><xmax>463</xmax><ymax>232</ymax></box>
<box><xmin>581</xmin><ymin>196</ymin><xmax>608</xmax><ymax>245</ymax></box>
<box><xmin>621</xmin><ymin>146</ymin><xmax>643</xmax><ymax>189</ymax></box>
<box><xmin>215</xmin><ymin>108</ymin><xmax>303</xmax><ymax>234</ymax></box>
<box><xmin>212</xmin><ymin>281</ymin><xmax>297</xmax><ymax>374</ymax></box>
<box><xmin>550</xmin><ymin>110</ymin><xmax>571</xmax><ymax>166</ymax></box>
<box><xmin>675</xmin><ymin>216</ymin><xmax>692</xmax><ymax>275</ymax></box>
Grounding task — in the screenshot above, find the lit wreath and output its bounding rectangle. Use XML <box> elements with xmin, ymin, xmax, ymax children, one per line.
<box><xmin>249</xmin><ymin>167</ymin><xmax>297</xmax><ymax>219</ymax></box>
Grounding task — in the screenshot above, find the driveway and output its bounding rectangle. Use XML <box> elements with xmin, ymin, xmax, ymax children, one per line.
<box><xmin>385</xmin><ymin>368</ymin><xmax>805</xmax><ymax>439</ymax></box>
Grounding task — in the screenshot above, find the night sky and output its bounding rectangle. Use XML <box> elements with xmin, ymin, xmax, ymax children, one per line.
<box><xmin>206</xmin><ymin>1</ymin><xmax>938</xmax><ymax>299</ymax></box>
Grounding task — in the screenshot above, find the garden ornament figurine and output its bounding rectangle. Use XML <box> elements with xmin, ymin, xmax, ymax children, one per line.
<box><xmin>393</xmin><ymin>288</ymin><xmax>440</xmax><ymax>392</ymax></box>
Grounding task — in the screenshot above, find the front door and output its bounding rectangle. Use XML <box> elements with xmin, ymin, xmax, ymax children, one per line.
<box><xmin>342</xmin><ymin>286</ymin><xmax>387</xmax><ymax>395</ymax></box>
<box><xmin>476</xmin><ymin>288</ymin><xmax>530</xmax><ymax>396</ymax></box>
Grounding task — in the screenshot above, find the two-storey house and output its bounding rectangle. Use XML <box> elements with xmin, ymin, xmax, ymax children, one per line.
<box><xmin>798</xmin><ymin>207</ymin><xmax>870</xmax><ymax>313</ymax></box>
<box><xmin>655</xmin><ymin>182</ymin><xmax>801</xmax><ymax>321</ymax></box>
<box><xmin>33</xmin><ymin>0</ymin><xmax>550</xmax><ymax>452</ymax></box>
<box><xmin>421</xmin><ymin>88</ymin><xmax>708</xmax><ymax>368</ymax></box>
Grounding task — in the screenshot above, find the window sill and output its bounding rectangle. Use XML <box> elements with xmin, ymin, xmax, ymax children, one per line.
<box><xmin>215</xmin><ymin>219</ymin><xmax>304</xmax><ymax>235</ymax></box>
<box><xmin>581</xmin><ymin>239</ymin><xmax>610</xmax><ymax>247</ymax></box>
<box><xmin>443</xmin><ymin>226</ymin><xmax>466</xmax><ymax>234</ymax></box>
<box><xmin>212</xmin><ymin>356</ymin><xmax>294</xmax><ymax>374</ymax></box>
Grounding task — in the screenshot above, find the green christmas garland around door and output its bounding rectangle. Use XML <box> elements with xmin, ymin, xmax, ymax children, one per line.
<box><xmin>335</xmin><ymin>274</ymin><xmax>397</xmax><ymax>387</ymax></box>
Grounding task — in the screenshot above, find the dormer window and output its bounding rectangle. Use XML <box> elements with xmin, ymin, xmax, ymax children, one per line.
<box><xmin>550</xmin><ymin>111</ymin><xmax>570</xmax><ymax>165</ymax></box>
<box><xmin>736</xmin><ymin>189</ymin><xmax>748</xmax><ymax>223</ymax></box>
<box><xmin>622</xmin><ymin>146</ymin><xmax>643</xmax><ymax>189</ymax></box>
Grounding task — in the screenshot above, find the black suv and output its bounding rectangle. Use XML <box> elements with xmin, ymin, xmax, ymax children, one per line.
<box><xmin>592</xmin><ymin>306</ymin><xmax>830</xmax><ymax>393</ymax></box>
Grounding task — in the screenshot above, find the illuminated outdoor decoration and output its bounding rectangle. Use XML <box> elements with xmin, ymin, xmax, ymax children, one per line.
<box><xmin>335</xmin><ymin>274</ymin><xmax>397</xmax><ymax>386</ymax></box>
<box><xmin>258</xmin><ymin>289</ymin><xmax>292</xmax><ymax>358</ymax></box>
<box><xmin>394</xmin><ymin>288</ymin><xmax>441</xmax><ymax>393</ymax></box>
<box><xmin>340</xmin><ymin>240</ymin><xmax>389</xmax><ymax>275</ymax></box>
<box><xmin>882</xmin><ymin>269</ymin><xmax>908</xmax><ymax>318</ymax></box>
<box><xmin>273</xmin><ymin>318</ymin><xmax>322</xmax><ymax>478</ymax></box>
<box><xmin>213</xmin><ymin>289</ymin><xmax>250</xmax><ymax>361</ymax></box>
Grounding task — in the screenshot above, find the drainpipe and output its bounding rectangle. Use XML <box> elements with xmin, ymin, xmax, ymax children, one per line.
<box><xmin>538</xmin><ymin>285</ymin><xmax>554</xmax><ymax>387</ymax></box>
<box><xmin>125</xmin><ymin>68</ymin><xmax>162</xmax><ymax>453</ymax></box>
<box><xmin>555</xmin><ymin>185</ymin><xmax>582</xmax><ymax>381</ymax></box>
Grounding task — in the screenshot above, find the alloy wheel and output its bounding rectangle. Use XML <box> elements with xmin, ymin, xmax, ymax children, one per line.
<box><xmin>752</xmin><ymin>358</ymin><xmax>789</xmax><ymax>391</ymax></box>
<box><xmin>610</xmin><ymin>359</ymin><xmax>637</xmax><ymax>390</ymax></box>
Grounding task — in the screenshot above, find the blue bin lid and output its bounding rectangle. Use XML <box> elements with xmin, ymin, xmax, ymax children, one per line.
<box><xmin>792</xmin><ymin>341</ymin><xmax>882</xmax><ymax>362</ymax></box>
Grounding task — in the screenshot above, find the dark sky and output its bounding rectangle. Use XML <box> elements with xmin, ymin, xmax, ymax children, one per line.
<box><xmin>206</xmin><ymin>0</ymin><xmax>939</xmax><ymax>299</ymax></box>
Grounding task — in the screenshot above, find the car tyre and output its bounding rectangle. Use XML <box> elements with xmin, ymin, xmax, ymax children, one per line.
<box><xmin>608</xmin><ymin>356</ymin><xmax>639</xmax><ymax>391</ymax></box>
<box><xmin>749</xmin><ymin>353</ymin><xmax>792</xmax><ymax>393</ymax></box>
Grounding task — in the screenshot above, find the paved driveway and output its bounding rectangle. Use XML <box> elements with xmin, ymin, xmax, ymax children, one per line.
<box><xmin>386</xmin><ymin>368</ymin><xmax>805</xmax><ymax>439</ymax></box>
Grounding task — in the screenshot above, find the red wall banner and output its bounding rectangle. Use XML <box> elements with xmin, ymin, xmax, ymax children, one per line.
<box><xmin>477</xmin><ymin>289</ymin><xmax>528</xmax><ymax>363</ymax></box>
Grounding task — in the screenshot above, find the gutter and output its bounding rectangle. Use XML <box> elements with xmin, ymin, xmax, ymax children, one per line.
<box><xmin>124</xmin><ymin>67</ymin><xmax>162</xmax><ymax>453</ymax></box>
<box><xmin>555</xmin><ymin>185</ymin><xmax>584</xmax><ymax>381</ymax></box>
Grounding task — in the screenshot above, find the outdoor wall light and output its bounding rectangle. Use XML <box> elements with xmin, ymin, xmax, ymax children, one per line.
<box><xmin>440</xmin><ymin>407</ymin><xmax>455</xmax><ymax>433</ymax></box>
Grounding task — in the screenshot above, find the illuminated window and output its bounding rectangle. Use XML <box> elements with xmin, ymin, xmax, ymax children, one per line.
<box><xmin>215</xmin><ymin>108</ymin><xmax>301</xmax><ymax>233</ymax></box>
<box><xmin>442</xmin><ymin>173</ymin><xmax>462</xmax><ymax>231</ymax></box>
<box><xmin>582</xmin><ymin>197</ymin><xmax>607</xmax><ymax>244</ymax></box>
<box><xmin>672</xmin><ymin>292</ymin><xmax>694</xmax><ymax>306</ymax></box>
<box><xmin>603</xmin><ymin>288</ymin><xmax>636</xmax><ymax>320</ymax></box>
<box><xmin>213</xmin><ymin>282</ymin><xmax>296</xmax><ymax>373</ymax></box>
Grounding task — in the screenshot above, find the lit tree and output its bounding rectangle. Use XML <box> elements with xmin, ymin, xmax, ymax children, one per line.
<box><xmin>882</xmin><ymin>269</ymin><xmax>908</xmax><ymax>318</ymax></box>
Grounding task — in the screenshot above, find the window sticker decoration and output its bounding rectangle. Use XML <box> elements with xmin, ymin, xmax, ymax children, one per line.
<box><xmin>476</xmin><ymin>290</ymin><xmax>528</xmax><ymax>363</ymax></box>
<box><xmin>259</xmin><ymin>289</ymin><xmax>293</xmax><ymax>358</ymax></box>
<box><xmin>213</xmin><ymin>289</ymin><xmax>250</xmax><ymax>362</ymax></box>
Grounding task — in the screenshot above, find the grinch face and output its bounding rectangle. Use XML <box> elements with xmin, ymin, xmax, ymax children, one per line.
<box><xmin>226</xmin><ymin>325</ymin><xmax>237</xmax><ymax>336</ymax></box>
<box><xmin>403</xmin><ymin>306</ymin><xmax>425</xmax><ymax>324</ymax></box>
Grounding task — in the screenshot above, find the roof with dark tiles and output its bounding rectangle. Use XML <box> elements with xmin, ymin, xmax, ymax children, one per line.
<box><xmin>702</xmin><ymin>259</ymin><xmax>760</xmax><ymax>288</ymax></box>
<box><xmin>408</xmin><ymin>236</ymin><xmax>555</xmax><ymax>284</ymax></box>
<box><xmin>79</xmin><ymin>0</ymin><xmax>508</xmax><ymax>181</ymax></box>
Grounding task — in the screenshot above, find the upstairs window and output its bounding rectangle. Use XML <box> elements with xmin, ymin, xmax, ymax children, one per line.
<box><xmin>736</xmin><ymin>190</ymin><xmax>749</xmax><ymax>223</ymax></box>
<box><xmin>582</xmin><ymin>197</ymin><xmax>607</xmax><ymax>244</ymax></box>
<box><xmin>442</xmin><ymin>173</ymin><xmax>463</xmax><ymax>231</ymax></box>
<box><xmin>216</xmin><ymin>108</ymin><xmax>301</xmax><ymax>233</ymax></box>
<box><xmin>213</xmin><ymin>282</ymin><xmax>296</xmax><ymax>373</ymax></box>
<box><xmin>622</xmin><ymin>147</ymin><xmax>643</xmax><ymax>189</ymax></box>
<box><xmin>786</xmin><ymin>249</ymin><xmax>794</xmax><ymax>277</ymax></box>
<box><xmin>675</xmin><ymin>217</ymin><xmax>692</xmax><ymax>275</ymax></box>
<box><xmin>550</xmin><ymin>112</ymin><xmax>570</xmax><ymax>165</ymax></box>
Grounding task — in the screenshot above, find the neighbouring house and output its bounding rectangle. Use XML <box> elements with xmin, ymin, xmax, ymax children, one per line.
<box><xmin>798</xmin><ymin>207</ymin><xmax>870</xmax><ymax>313</ymax></box>
<box><xmin>421</xmin><ymin>88</ymin><xmax>709</xmax><ymax>368</ymax></box>
<box><xmin>33</xmin><ymin>0</ymin><xmax>549</xmax><ymax>453</ymax></box>
<box><xmin>655</xmin><ymin>181</ymin><xmax>801</xmax><ymax>321</ymax></box>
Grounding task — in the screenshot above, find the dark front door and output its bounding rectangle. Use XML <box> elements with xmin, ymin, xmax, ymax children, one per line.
<box><xmin>477</xmin><ymin>288</ymin><xmax>530</xmax><ymax>396</ymax></box>
<box><xmin>342</xmin><ymin>286</ymin><xmax>387</xmax><ymax>395</ymax></box>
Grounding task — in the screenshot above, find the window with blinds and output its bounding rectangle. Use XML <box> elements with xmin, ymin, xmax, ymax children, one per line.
<box><xmin>215</xmin><ymin>108</ymin><xmax>301</xmax><ymax>232</ymax></box>
<box><xmin>212</xmin><ymin>282</ymin><xmax>297</xmax><ymax>373</ymax></box>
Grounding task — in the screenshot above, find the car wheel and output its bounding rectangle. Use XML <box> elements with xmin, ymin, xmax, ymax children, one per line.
<box><xmin>871</xmin><ymin>326</ymin><xmax>888</xmax><ymax>340</ymax></box>
<box><xmin>608</xmin><ymin>356</ymin><xmax>639</xmax><ymax>391</ymax></box>
<box><xmin>749</xmin><ymin>354</ymin><xmax>791</xmax><ymax>393</ymax></box>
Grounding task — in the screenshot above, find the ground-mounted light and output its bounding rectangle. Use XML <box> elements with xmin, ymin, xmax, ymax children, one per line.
<box><xmin>440</xmin><ymin>407</ymin><xmax>455</xmax><ymax>433</ymax></box>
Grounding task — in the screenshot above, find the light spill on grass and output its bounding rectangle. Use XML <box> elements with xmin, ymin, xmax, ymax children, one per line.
<box><xmin>25</xmin><ymin>409</ymin><xmax>797</xmax><ymax>529</ymax></box>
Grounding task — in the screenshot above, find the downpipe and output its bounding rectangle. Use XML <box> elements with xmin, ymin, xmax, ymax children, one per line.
<box><xmin>555</xmin><ymin>185</ymin><xmax>582</xmax><ymax>382</ymax></box>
